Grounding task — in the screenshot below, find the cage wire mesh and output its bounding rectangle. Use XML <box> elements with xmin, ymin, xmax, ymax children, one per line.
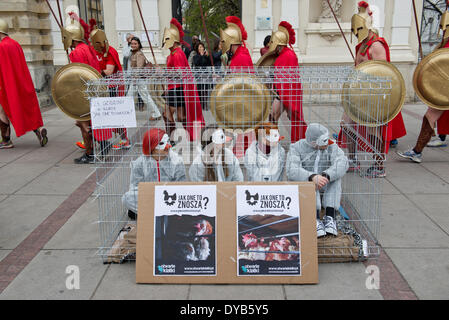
<box><xmin>86</xmin><ymin>65</ymin><xmax>392</xmax><ymax>264</ymax></box>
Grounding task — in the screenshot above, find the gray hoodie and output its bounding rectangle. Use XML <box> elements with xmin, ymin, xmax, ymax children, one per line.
<box><xmin>286</xmin><ymin>123</ymin><xmax>348</xmax><ymax>182</ymax></box>
<box><xmin>122</xmin><ymin>150</ymin><xmax>186</xmax><ymax>213</ymax></box>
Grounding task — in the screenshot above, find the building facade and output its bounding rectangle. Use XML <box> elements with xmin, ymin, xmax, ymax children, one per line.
<box><xmin>1</xmin><ymin>0</ymin><xmax>430</xmax><ymax>106</ymax></box>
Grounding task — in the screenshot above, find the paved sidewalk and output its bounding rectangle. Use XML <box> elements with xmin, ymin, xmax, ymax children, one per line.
<box><xmin>0</xmin><ymin>104</ymin><xmax>448</xmax><ymax>300</ymax></box>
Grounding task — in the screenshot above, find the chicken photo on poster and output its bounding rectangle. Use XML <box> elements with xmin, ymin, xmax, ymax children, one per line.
<box><xmin>236</xmin><ymin>185</ymin><xmax>301</xmax><ymax>276</ymax></box>
<box><xmin>154</xmin><ymin>185</ymin><xmax>216</xmax><ymax>276</ymax></box>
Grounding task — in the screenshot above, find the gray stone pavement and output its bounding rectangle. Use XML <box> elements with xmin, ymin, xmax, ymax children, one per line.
<box><xmin>0</xmin><ymin>104</ymin><xmax>448</xmax><ymax>300</ymax></box>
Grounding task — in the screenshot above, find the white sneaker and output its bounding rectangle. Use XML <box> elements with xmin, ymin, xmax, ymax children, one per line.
<box><xmin>316</xmin><ymin>219</ymin><xmax>326</xmax><ymax>238</ymax></box>
<box><xmin>427</xmin><ymin>137</ymin><xmax>447</xmax><ymax>148</ymax></box>
<box><xmin>324</xmin><ymin>216</ymin><xmax>338</xmax><ymax>236</ymax></box>
<box><xmin>397</xmin><ymin>149</ymin><xmax>423</xmax><ymax>163</ymax></box>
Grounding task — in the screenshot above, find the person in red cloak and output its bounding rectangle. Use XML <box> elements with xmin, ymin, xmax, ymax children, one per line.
<box><xmin>162</xmin><ymin>18</ymin><xmax>204</xmax><ymax>143</ymax></box>
<box><xmin>338</xmin><ymin>1</ymin><xmax>406</xmax><ymax>178</ymax></box>
<box><xmin>397</xmin><ymin>4</ymin><xmax>449</xmax><ymax>163</ymax></box>
<box><xmin>60</xmin><ymin>16</ymin><xmax>107</xmax><ymax>164</ymax></box>
<box><xmin>219</xmin><ymin>16</ymin><xmax>254</xmax><ymax>157</ymax></box>
<box><xmin>88</xmin><ymin>20</ymin><xmax>130</xmax><ymax>151</ymax></box>
<box><xmin>258</xmin><ymin>21</ymin><xmax>307</xmax><ymax>143</ymax></box>
<box><xmin>67</xmin><ymin>13</ymin><xmax>117</xmax><ymax>156</ymax></box>
<box><xmin>220</xmin><ymin>16</ymin><xmax>254</xmax><ymax>72</ymax></box>
<box><xmin>0</xmin><ymin>19</ymin><xmax>48</xmax><ymax>149</ymax></box>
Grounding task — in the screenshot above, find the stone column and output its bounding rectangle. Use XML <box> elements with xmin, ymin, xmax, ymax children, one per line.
<box><xmin>241</xmin><ymin>0</ymin><xmax>255</xmax><ymax>61</ymax></box>
<box><xmin>390</xmin><ymin>0</ymin><xmax>415</xmax><ymax>61</ymax></box>
<box><xmin>0</xmin><ymin>0</ymin><xmax>54</xmax><ymax>107</ymax></box>
<box><xmin>254</xmin><ymin>0</ymin><xmax>273</xmax><ymax>58</ymax></box>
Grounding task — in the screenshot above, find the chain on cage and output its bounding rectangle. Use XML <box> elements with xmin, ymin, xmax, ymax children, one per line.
<box><xmin>85</xmin><ymin>66</ymin><xmax>392</xmax><ymax>263</ymax></box>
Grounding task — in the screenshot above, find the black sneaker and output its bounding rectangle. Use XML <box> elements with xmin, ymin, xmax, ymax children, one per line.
<box><xmin>74</xmin><ymin>153</ymin><xmax>95</xmax><ymax>164</ymax></box>
<box><xmin>99</xmin><ymin>141</ymin><xmax>112</xmax><ymax>157</ymax></box>
<box><xmin>128</xmin><ymin>210</ymin><xmax>137</xmax><ymax>220</ymax></box>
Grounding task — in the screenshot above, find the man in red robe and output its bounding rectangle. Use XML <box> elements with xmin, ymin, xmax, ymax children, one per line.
<box><xmin>339</xmin><ymin>1</ymin><xmax>406</xmax><ymax>178</ymax></box>
<box><xmin>220</xmin><ymin>16</ymin><xmax>254</xmax><ymax>72</ymax></box>
<box><xmin>0</xmin><ymin>18</ymin><xmax>48</xmax><ymax>149</ymax></box>
<box><xmin>61</xmin><ymin>18</ymin><xmax>103</xmax><ymax>164</ymax></box>
<box><xmin>258</xmin><ymin>21</ymin><xmax>307</xmax><ymax>143</ymax></box>
<box><xmin>162</xmin><ymin>18</ymin><xmax>204</xmax><ymax>143</ymax></box>
<box><xmin>89</xmin><ymin>24</ymin><xmax>130</xmax><ymax>151</ymax></box>
<box><xmin>397</xmin><ymin>7</ymin><xmax>449</xmax><ymax>163</ymax></box>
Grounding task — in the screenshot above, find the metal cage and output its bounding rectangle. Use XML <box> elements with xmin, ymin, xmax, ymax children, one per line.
<box><xmin>86</xmin><ymin>65</ymin><xmax>392</xmax><ymax>264</ymax></box>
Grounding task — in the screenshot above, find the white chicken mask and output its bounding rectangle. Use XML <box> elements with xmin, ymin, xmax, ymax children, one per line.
<box><xmin>260</xmin><ymin>128</ymin><xmax>284</xmax><ymax>148</ymax></box>
<box><xmin>265</xmin><ymin>129</ymin><xmax>283</xmax><ymax>143</ymax></box>
<box><xmin>211</xmin><ymin>129</ymin><xmax>232</xmax><ymax>145</ymax></box>
<box><xmin>154</xmin><ymin>134</ymin><xmax>171</xmax><ymax>151</ymax></box>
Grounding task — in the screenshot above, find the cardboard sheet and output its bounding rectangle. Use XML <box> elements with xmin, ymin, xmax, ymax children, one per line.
<box><xmin>136</xmin><ymin>182</ymin><xmax>318</xmax><ymax>284</ymax></box>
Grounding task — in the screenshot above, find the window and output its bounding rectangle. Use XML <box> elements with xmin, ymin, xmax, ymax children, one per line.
<box><xmin>78</xmin><ymin>0</ymin><xmax>104</xmax><ymax>29</ymax></box>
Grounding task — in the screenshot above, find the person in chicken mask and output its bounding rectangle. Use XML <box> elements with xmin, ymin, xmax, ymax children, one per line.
<box><xmin>122</xmin><ymin>128</ymin><xmax>186</xmax><ymax>219</ymax></box>
<box><xmin>287</xmin><ymin>123</ymin><xmax>348</xmax><ymax>237</ymax></box>
<box><xmin>189</xmin><ymin>125</ymin><xmax>243</xmax><ymax>182</ymax></box>
<box><xmin>244</xmin><ymin>122</ymin><xmax>286</xmax><ymax>182</ymax></box>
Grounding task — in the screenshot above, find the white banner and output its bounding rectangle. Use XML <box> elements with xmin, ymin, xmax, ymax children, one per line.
<box><xmin>154</xmin><ymin>185</ymin><xmax>217</xmax><ymax>217</ymax></box>
<box><xmin>90</xmin><ymin>97</ymin><xmax>137</xmax><ymax>129</ymax></box>
<box><xmin>236</xmin><ymin>185</ymin><xmax>300</xmax><ymax>217</ymax></box>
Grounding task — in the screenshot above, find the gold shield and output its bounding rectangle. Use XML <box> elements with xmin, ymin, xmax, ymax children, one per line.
<box><xmin>342</xmin><ymin>60</ymin><xmax>406</xmax><ymax>127</ymax></box>
<box><xmin>210</xmin><ymin>74</ymin><xmax>272</xmax><ymax>130</ymax></box>
<box><xmin>51</xmin><ymin>63</ymin><xmax>103</xmax><ymax>121</ymax></box>
<box><xmin>256</xmin><ymin>50</ymin><xmax>277</xmax><ymax>67</ymax></box>
<box><xmin>413</xmin><ymin>48</ymin><xmax>449</xmax><ymax>111</ymax></box>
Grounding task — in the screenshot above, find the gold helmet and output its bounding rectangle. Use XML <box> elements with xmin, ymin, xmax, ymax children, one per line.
<box><xmin>90</xmin><ymin>28</ymin><xmax>109</xmax><ymax>56</ymax></box>
<box><xmin>256</xmin><ymin>21</ymin><xmax>295</xmax><ymax>66</ymax></box>
<box><xmin>220</xmin><ymin>16</ymin><xmax>247</xmax><ymax>54</ymax></box>
<box><xmin>61</xmin><ymin>20</ymin><xmax>85</xmax><ymax>51</ymax></box>
<box><xmin>0</xmin><ymin>18</ymin><xmax>8</xmax><ymax>35</ymax></box>
<box><xmin>162</xmin><ymin>18</ymin><xmax>183</xmax><ymax>50</ymax></box>
<box><xmin>351</xmin><ymin>1</ymin><xmax>374</xmax><ymax>45</ymax></box>
<box><xmin>268</xmin><ymin>21</ymin><xmax>295</xmax><ymax>53</ymax></box>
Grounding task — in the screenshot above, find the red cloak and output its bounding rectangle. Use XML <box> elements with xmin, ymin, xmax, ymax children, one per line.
<box><xmin>166</xmin><ymin>47</ymin><xmax>204</xmax><ymax>141</ymax></box>
<box><xmin>437</xmin><ymin>111</ymin><xmax>449</xmax><ymax>135</ymax></box>
<box><xmin>229</xmin><ymin>46</ymin><xmax>254</xmax><ymax>72</ymax></box>
<box><xmin>69</xmin><ymin>42</ymin><xmax>101</xmax><ymax>73</ymax></box>
<box><xmin>0</xmin><ymin>37</ymin><xmax>43</xmax><ymax>137</ymax></box>
<box><xmin>97</xmin><ymin>45</ymin><xmax>125</xmax><ymax>94</ymax></box>
<box><xmin>436</xmin><ymin>41</ymin><xmax>449</xmax><ymax>135</ymax></box>
<box><xmin>274</xmin><ymin>47</ymin><xmax>307</xmax><ymax>142</ymax></box>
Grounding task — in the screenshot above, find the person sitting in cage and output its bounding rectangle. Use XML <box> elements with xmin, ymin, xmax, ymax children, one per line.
<box><xmin>189</xmin><ymin>125</ymin><xmax>243</xmax><ymax>182</ymax></box>
<box><xmin>286</xmin><ymin>123</ymin><xmax>348</xmax><ymax>238</ymax></box>
<box><xmin>244</xmin><ymin>122</ymin><xmax>286</xmax><ymax>182</ymax></box>
<box><xmin>162</xmin><ymin>18</ymin><xmax>205</xmax><ymax>144</ymax></box>
<box><xmin>122</xmin><ymin>128</ymin><xmax>186</xmax><ymax>220</ymax></box>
